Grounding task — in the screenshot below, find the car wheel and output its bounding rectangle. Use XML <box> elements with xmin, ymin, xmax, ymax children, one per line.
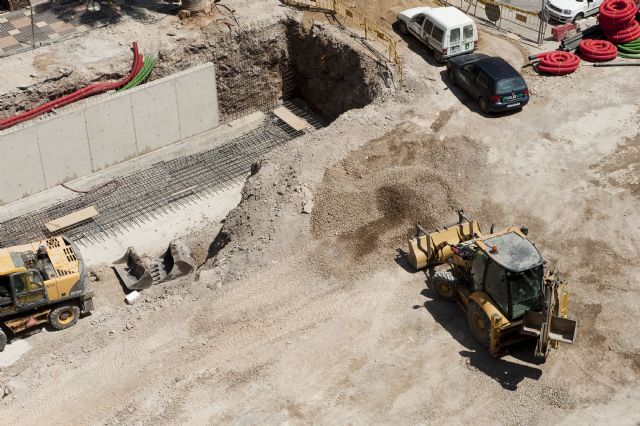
<box><xmin>573</xmin><ymin>13</ymin><xmax>584</xmax><ymax>23</ymax></box>
<box><xmin>448</xmin><ymin>68</ymin><xmax>457</xmax><ymax>85</ymax></box>
<box><xmin>478</xmin><ymin>97</ymin><xmax>490</xmax><ymax>114</ymax></box>
<box><xmin>397</xmin><ymin>21</ymin><xmax>408</xmax><ymax>35</ymax></box>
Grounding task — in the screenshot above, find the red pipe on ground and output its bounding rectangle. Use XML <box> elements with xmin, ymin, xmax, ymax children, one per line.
<box><xmin>579</xmin><ymin>39</ymin><xmax>618</xmax><ymax>61</ymax></box>
<box><xmin>534</xmin><ymin>51</ymin><xmax>581</xmax><ymax>75</ymax></box>
<box><xmin>0</xmin><ymin>42</ymin><xmax>143</xmax><ymax>130</ymax></box>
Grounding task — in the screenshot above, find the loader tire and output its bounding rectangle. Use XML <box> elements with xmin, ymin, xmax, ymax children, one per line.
<box><xmin>431</xmin><ymin>270</ymin><xmax>458</xmax><ymax>301</ymax></box>
<box><xmin>467</xmin><ymin>301</ymin><xmax>489</xmax><ymax>347</ymax></box>
<box><xmin>49</xmin><ymin>305</ymin><xmax>80</xmax><ymax>330</ymax></box>
<box><xmin>0</xmin><ymin>328</ymin><xmax>6</xmax><ymax>352</ymax></box>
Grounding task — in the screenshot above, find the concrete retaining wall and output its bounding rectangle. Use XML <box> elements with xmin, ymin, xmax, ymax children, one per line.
<box><xmin>0</xmin><ymin>63</ymin><xmax>218</xmax><ymax>205</ymax></box>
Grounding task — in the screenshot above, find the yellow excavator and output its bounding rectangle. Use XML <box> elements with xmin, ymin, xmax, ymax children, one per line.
<box><xmin>407</xmin><ymin>211</ymin><xmax>576</xmax><ymax>361</ymax></box>
<box><xmin>0</xmin><ymin>236</ymin><xmax>94</xmax><ymax>351</ymax></box>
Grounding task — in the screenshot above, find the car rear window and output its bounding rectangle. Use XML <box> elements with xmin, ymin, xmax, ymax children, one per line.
<box><xmin>463</xmin><ymin>25</ymin><xmax>474</xmax><ymax>40</ymax></box>
<box><xmin>432</xmin><ymin>26</ymin><xmax>444</xmax><ymax>43</ymax></box>
<box><xmin>450</xmin><ymin>28</ymin><xmax>460</xmax><ymax>43</ymax></box>
<box><xmin>496</xmin><ymin>77</ymin><xmax>526</xmax><ymax>92</ymax></box>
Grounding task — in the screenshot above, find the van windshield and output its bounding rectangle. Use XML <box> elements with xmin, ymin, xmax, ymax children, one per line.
<box><xmin>496</xmin><ymin>77</ymin><xmax>526</xmax><ymax>93</ymax></box>
<box><xmin>463</xmin><ymin>24</ymin><xmax>474</xmax><ymax>40</ymax></box>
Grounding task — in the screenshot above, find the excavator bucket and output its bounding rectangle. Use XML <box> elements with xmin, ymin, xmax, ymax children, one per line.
<box><xmin>150</xmin><ymin>241</ymin><xmax>195</xmax><ymax>283</ymax></box>
<box><xmin>521</xmin><ymin>310</ymin><xmax>578</xmax><ymax>344</ymax></box>
<box><xmin>112</xmin><ymin>247</ymin><xmax>154</xmax><ymax>291</ymax></box>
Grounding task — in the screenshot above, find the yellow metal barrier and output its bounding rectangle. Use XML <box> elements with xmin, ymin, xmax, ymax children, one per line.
<box><xmin>283</xmin><ymin>0</ymin><xmax>403</xmax><ymax>84</ymax></box>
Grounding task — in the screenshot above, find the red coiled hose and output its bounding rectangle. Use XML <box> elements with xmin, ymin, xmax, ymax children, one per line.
<box><xmin>599</xmin><ymin>0</ymin><xmax>640</xmax><ymax>44</ymax></box>
<box><xmin>534</xmin><ymin>51</ymin><xmax>580</xmax><ymax>75</ymax></box>
<box><xmin>0</xmin><ymin>42</ymin><xmax>143</xmax><ymax>131</ymax></box>
<box><xmin>579</xmin><ymin>39</ymin><xmax>618</xmax><ymax>61</ymax></box>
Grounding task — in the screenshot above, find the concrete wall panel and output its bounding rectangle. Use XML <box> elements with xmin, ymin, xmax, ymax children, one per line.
<box><xmin>84</xmin><ymin>94</ymin><xmax>138</xmax><ymax>172</ymax></box>
<box><xmin>0</xmin><ymin>63</ymin><xmax>219</xmax><ymax>205</ymax></box>
<box><xmin>36</xmin><ymin>110</ymin><xmax>92</xmax><ymax>187</ymax></box>
<box><xmin>0</xmin><ymin>126</ymin><xmax>46</xmax><ymax>204</ymax></box>
<box><xmin>131</xmin><ymin>79</ymin><xmax>181</xmax><ymax>154</ymax></box>
<box><xmin>176</xmin><ymin>65</ymin><xmax>219</xmax><ymax>139</ymax></box>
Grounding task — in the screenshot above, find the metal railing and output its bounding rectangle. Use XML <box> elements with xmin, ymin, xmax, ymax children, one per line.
<box><xmin>282</xmin><ymin>0</ymin><xmax>403</xmax><ymax>84</ymax></box>
<box><xmin>440</xmin><ymin>0</ymin><xmax>546</xmax><ymax>44</ymax></box>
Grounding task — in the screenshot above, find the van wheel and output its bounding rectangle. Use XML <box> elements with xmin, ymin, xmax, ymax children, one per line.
<box><xmin>479</xmin><ymin>97</ymin><xmax>489</xmax><ymax>114</ymax></box>
<box><xmin>0</xmin><ymin>328</ymin><xmax>6</xmax><ymax>352</ymax></box>
<box><xmin>573</xmin><ymin>13</ymin><xmax>584</xmax><ymax>23</ymax></box>
<box><xmin>397</xmin><ymin>21</ymin><xmax>408</xmax><ymax>35</ymax></box>
<box><xmin>467</xmin><ymin>302</ymin><xmax>490</xmax><ymax>347</ymax></box>
<box><xmin>49</xmin><ymin>305</ymin><xmax>80</xmax><ymax>330</ymax></box>
<box><xmin>434</xmin><ymin>51</ymin><xmax>445</xmax><ymax>64</ymax></box>
<box><xmin>448</xmin><ymin>68</ymin><xmax>457</xmax><ymax>85</ymax></box>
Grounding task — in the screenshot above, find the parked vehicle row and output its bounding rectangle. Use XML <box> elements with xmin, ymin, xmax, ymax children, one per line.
<box><xmin>396</xmin><ymin>6</ymin><xmax>529</xmax><ymax>114</ymax></box>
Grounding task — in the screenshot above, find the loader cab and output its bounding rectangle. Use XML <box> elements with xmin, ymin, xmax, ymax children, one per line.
<box><xmin>472</xmin><ymin>232</ymin><xmax>543</xmax><ymax>320</ymax></box>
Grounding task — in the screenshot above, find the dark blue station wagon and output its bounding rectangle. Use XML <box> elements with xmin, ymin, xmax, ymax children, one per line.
<box><xmin>447</xmin><ymin>53</ymin><xmax>529</xmax><ymax>113</ymax></box>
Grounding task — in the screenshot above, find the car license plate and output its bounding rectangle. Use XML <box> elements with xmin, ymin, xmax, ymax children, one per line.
<box><xmin>506</xmin><ymin>102</ymin><xmax>521</xmax><ymax>108</ymax></box>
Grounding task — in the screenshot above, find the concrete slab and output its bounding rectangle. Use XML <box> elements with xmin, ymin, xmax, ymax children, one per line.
<box><xmin>36</xmin><ymin>109</ymin><xmax>93</xmax><ymax>187</ymax></box>
<box><xmin>84</xmin><ymin>94</ymin><xmax>137</xmax><ymax>172</ymax></box>
<box><xmin>130</xmin><ymin>78</ymin><xmax>181</xmax><ymax>154</ymax></box>
<box><xmin>175</xmin><ymin>64</ymin><xmax>219</xmax><ymax>139</ymax></box>
<box><xmin>0</xmin><ymin>126</ymin><xmax>46</xmax><ymax>204</ymax></box>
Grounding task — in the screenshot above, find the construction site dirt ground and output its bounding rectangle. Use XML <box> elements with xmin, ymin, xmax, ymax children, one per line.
<box><xmin>1</xmin><ymin>1</ymin><xmax>640</xmax><ymax>424</ymax></box>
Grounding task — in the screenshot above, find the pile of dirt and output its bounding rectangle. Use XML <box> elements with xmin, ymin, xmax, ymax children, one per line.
<box><xmin>310</xmin><ymin>121</ymin><xmax>488</xmax><ymax>273</ymax></box>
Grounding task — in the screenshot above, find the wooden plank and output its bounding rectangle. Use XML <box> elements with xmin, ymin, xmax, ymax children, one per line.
<box><xmin>273</xmin><ymin>106</ymin><xmax>310</xmax><ymax>131</ymax></box>
<box><xmin>44</xmin><ymin>206</ymin><xmax>99</xmax><ymax>232</ymax></box>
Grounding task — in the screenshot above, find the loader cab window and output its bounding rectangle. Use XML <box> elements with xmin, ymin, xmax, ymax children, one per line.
<box><xmin>471</xmin><ymin>252</ymin><xmax>487</xmax><ymax>292</ymax></box>
<box><xmin>0</xmin><ymin>276</ymin><xmax>11</xmax><ymax>307</ymax></box>
<box><xmin>509</xmin><ymin>266</ymin><xmax>542</xmax><ymax>319</ymax></box>
<box><xmin>11</xmin><ymin>270</ymin><xmax>47</xmax><ymax>307</ymax></box>
<box><xmin>484</xmin><ymin>260</ymin><xmax>508</xmax><ymax>315</ymax></box>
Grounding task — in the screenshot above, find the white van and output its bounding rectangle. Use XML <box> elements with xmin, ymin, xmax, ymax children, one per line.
<box><xmin>397</xmin><ymin>7</ymin><xmax>478</xmax><ymax>63</ymax></box>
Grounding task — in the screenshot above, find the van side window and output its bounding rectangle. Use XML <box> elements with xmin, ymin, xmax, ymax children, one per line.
<box><xmin>423</xmin><ymin>19</ymin><xmax>434</xmax><ymax>36</ymax></box>
<box><xmin>450</xmin><ymin>27</ymin><xmax>461</xmax><ymax>43</ymax></box>
<box><xmin>431</xmin><ymin>26</ymin><xmax>445</xmax><ymax>43</ymax></box>
<box><xmin>463</xmin><ymin>24</ymin><xmax>474</xmax><ymax>40</ymax></box>
<box><xmin>476</xmin><ymin>71</ymin><xmax>490</xmax><ymax>89</ymax></box>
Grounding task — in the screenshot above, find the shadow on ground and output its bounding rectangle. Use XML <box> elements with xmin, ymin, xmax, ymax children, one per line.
<box><xmin>414</xmin><ymin>281</ymin><xmax>542</xmax><ymax>391</ymax></box>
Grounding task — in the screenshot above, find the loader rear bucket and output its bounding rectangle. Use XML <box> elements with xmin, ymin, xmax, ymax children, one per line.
<box><xmin>521</xmin><ymin>310</ymin><xmax>578</xmax><ymax>344</ymax></box>
<box><xmin>112</xmin><ymin>247</ymin><xmax>154</xmax><ymax>291</ymax></box>
<box><xmin>151</xmin><ymin>240</ymin><xmax>194</xmax><ymax>283</ymax></box>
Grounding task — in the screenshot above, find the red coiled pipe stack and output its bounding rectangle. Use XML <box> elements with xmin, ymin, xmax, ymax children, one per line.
<box><xmin>579</xmin><ymin>39</ymin><xmax>618</xmax><ymax>61</ymax></box>
<box><xmin>533</xmin><ymin>51</ymin><xmax>581</xmax><ymax>75</ymax></box>
<box><xmin>599</xmin><ymin>0</ymin><xmax>640</xmax><ymax>44</ymax></box>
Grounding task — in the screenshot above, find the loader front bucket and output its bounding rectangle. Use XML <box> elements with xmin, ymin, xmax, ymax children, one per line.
<box><xmin>151</xmin><ymin>240</ymin><xmax>195</xmax><ymax>283</ymax></box>
<box><xmin>112</xmin><ymin>247</ymin><xmax>154</xmax><ymax>291</ymax></box>
<box><xmin>521</xmin><ymin>310</ymin><xmax>578</xmax><ymax>345</ymax></box>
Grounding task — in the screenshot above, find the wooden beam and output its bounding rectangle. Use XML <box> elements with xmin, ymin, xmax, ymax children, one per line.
<box><xmin>44</xmin><ymin>206</ymin><xmax>99</xmax><ymax>232</ymax></box>
<box><xmin>273</xmin><ymin>106</ymin><xmax>310</xmax><ymax>131</ymax></box>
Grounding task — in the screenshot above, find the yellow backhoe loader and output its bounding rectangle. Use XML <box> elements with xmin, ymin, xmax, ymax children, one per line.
<box><xmin>407</xmin><ymin>211</ymin><xmax>576</xmax><ymax>361</ymax></box>
<box><xmin>0</xmin><ymin>236</ymin><xmax>94</xmax><ymax>351</ymax></box>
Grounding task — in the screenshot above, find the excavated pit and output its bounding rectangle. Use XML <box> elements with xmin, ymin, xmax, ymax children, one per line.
<box><xmin>0</xmin><ymin>18</ymin><xmax>383</xmax><ymax>125</ymax></box>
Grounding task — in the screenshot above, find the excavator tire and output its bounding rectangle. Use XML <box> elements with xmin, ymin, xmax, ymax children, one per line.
<box><xmin>0</xmin><ymin>328</ymin><xmax>6</xmax><ymax>352</ymax></box>
<box><xmin>467</xmin><ymin>301</ymin><xmax>490</xmax><ymax>347</ymax></box>
<box><xmin>431</xmin><ymin>270</ymin><xmax>458</xmax><ymax>301</ymax></box>
<box><xmin>49</xmin><ymin>305</ymin><xmax>80</xmax><ymax>330</ymax></box>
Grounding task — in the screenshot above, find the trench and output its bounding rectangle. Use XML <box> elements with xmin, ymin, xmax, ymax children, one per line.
<box><xmin>0</xmin><ymin>18</ymin><xmax>384</xmax><ymax>247</ymax></box>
